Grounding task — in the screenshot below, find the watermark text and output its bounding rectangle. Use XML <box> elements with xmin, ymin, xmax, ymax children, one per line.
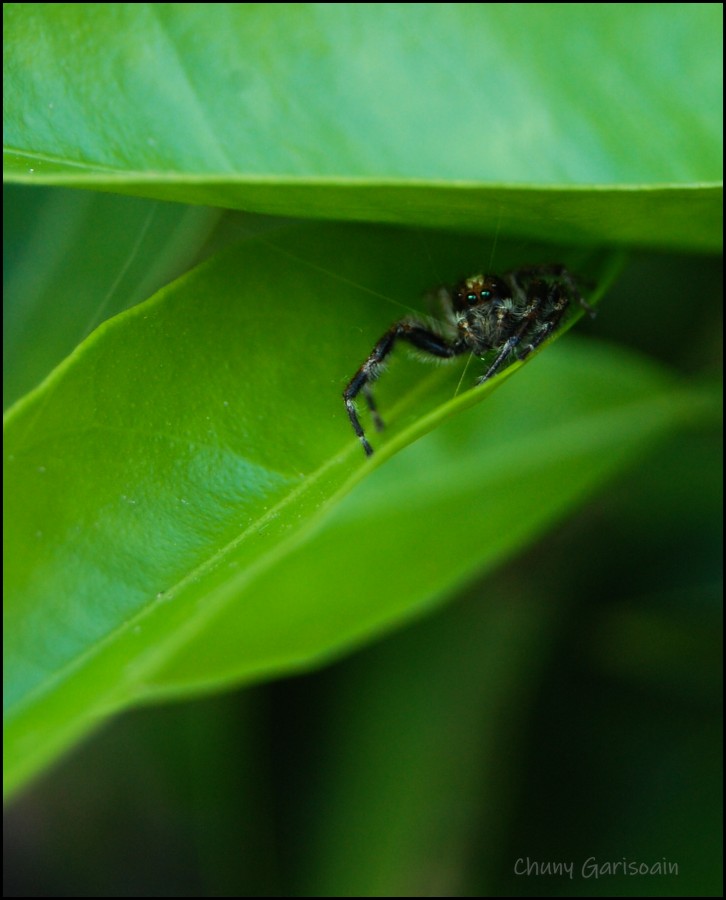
<box><xmin>514</xmin><ymin>857</ymin><xmax>679</xmax><ymax>880</ymax></box>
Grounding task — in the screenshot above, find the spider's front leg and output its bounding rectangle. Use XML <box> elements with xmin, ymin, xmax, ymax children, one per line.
<box><xmin>344</xmin><ymin>320</ymin><xmax>464</xmax><ymax>457</ymax></box>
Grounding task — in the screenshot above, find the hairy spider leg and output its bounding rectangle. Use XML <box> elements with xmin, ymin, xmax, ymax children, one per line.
<box><xmin>478</xmin><ymin>279</ymin><xmax>567</xmax><ymax>384</ymax></box>
<box><xmin>362</xmin><ymin>384</ymin><xmax>385</xmax><ymax>432</ymax></box>
<box><xmin>516</xmin><ymin>282</ymin><xmax>570</xmax><ymax>359</ymax></box>
<box><xmin>344</xmin><ymin>321</ymin><xmax>467</xmax><ymax>456</ymax></box>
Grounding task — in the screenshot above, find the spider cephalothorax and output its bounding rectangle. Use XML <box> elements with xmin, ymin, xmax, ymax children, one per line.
<box><xmin>343</xmin><ymin>263</ymin><xmax>593</xmax><ymax>457</ymax></box>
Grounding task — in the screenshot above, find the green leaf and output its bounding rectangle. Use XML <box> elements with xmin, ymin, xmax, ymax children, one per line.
<box><xmin>3</xmin><ymin>222</ymin><xmax>715</xmax><ymax>796</ymax></box>
<box><xmin>3</xmin><ymin>185</ymin><xmax>220</xmax><ymax>409</ymax></box>
<box><xmin>4</xmin><ymin>4</ymin><xmax>722</xmax><ymax>250</ymax></box>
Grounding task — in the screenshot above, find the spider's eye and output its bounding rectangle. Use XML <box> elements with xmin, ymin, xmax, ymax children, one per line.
<box><xmin>466</xmin><ymin>293</ymin><xmax>478</xmax><ymax>304</ymax></box>
<box><xmin>480</xmin><ymin>290</ymin><xmax>491</xmax><ymax>301</ymax></box>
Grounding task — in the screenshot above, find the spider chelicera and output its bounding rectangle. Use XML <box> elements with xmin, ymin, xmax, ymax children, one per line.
<box><xmin>343</xmin><ymin>263</ymin><xmax>594</xmax><ymax>456</ymax></box>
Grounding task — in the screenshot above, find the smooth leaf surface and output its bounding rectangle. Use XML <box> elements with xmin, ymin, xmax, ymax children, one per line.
<box><xmin>3</xmin><ymin>222</ymin><xmax>715</xmax><ymax>796</ymax></box>
<box><xmin>3</xmin><ymin>185</ymin><xmax>221</xmax><ymax>409</ymax></box>
<box><xmin>4</xmin><ymin>4</ymin><xmax>722</xmax><ymax>250</ymax></box>
<box><xmin>148</xmin><ymin>343</ymin><xmax>708</xmax><ymax>700</ymax></box>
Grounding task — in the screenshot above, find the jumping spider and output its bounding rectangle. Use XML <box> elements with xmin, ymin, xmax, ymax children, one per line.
<box><xmin>344</xmin><ymin>263</ymin><xmax>594</xmax><ymax>456</ymax></box>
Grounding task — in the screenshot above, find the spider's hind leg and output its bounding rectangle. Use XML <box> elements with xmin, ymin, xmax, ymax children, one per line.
<box><xmin>510</xmin><ymin>263</ymin><xmax>596</xmax><ymax>319</ymax></box>
<box><xmin>514</xmin><ymin>281</ymin><xmax>570</xmax><ymax>363</ymax></box>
